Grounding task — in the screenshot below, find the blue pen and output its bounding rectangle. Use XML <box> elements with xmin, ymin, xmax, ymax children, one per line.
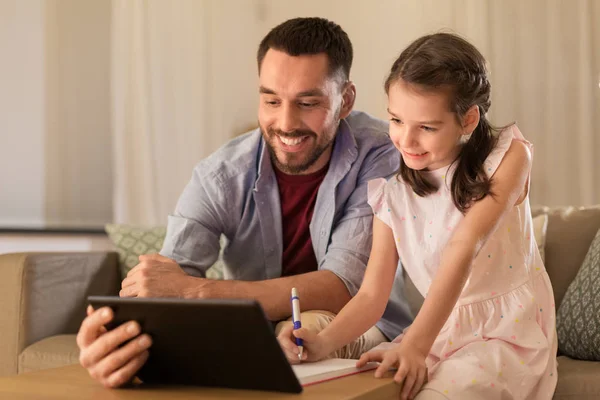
<box><xmin>291</xmin><ymin>287</ymin><xmax>303</xmax><ymax>360</ymax></box>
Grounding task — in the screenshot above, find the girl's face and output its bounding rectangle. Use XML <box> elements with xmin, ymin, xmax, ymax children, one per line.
<box><xmin>387</xmin><ymin>80</ymin><xmax>472</xmax><ymax>171</ymax></box>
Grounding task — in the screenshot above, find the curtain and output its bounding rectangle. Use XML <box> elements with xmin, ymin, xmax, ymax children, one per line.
<box><xmin>111</xmin><ymin>0</ymin><xmax>600</xmax><ymax>226</ymax></box>
<box><xmin>111</xmin><ymin>0</ymin><xmax>212</xmax><ymax>224</ymax></box>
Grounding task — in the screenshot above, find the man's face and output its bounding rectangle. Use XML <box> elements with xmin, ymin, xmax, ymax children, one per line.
<box><xmin>258</xmin><ymin>49</ymin><xmax>348</xmax><ymax>175</ymax></box>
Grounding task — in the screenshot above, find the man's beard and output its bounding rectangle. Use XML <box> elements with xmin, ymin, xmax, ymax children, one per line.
<box><xmin>262</xmin><ymin>127</ymin><xmax>335</xmax><ymax>175</ymax></box>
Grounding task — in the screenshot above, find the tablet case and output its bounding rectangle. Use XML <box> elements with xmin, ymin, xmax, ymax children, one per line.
<box><xmin>87</xmin><ymin>296</ymin><xmax>303</xmax><ymax>393</ymax></box>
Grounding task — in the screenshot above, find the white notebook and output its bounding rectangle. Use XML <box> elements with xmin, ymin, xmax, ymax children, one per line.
<box><xmin>291</xmin><ymin>358</ymin><xmax>378</xmax><ymax>386</ymax></box>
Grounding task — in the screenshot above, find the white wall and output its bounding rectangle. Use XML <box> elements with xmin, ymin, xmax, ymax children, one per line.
<box><xmin>0</xmin><ymin>1</ymin><xmax>46</xmax><ymax>228</ymax></box>
<box><xmin>0</xmin><ymin>0</ymin><xmax>112</xmax><ymax>229</ymax></box>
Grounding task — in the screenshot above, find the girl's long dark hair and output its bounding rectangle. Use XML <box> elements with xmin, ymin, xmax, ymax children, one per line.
<box><xmin>385</xmin><ymin>33</ymin><xmax>507</xmax><ymax>213</ymax></box>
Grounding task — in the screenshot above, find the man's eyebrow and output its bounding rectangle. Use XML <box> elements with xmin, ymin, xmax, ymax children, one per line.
<box><xmin>258</xmin><ymin>86</ymin><xmax>325</xmax><ymax>98</ymax></box>
<box><xmin>259</xmin><ymin>86</ymin><xmax>276</xmax><ymax>95</ymax></box>
<box><xmin>296</xmin><ymin>89</ymin><xmax>325</xmax><ymax>97</ymax></box>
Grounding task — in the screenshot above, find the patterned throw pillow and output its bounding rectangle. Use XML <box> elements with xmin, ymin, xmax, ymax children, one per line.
<box><xmin>104</xmin><ymin>224</ymin><xmax>224</xmax><ymax>280</ymax></box>
<box><xmin>556</xmin><ymin>227</ymin><xmax>600</xmax><ymax>360</ymax></box>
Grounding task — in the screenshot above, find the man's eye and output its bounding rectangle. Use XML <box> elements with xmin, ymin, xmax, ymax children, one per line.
<box><xmin>300</xmin><ymin>102</ymin><xmax>317</xmax><ymax>108</ymax></box>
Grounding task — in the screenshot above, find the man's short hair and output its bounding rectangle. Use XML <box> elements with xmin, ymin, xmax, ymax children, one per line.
<box><xmin>257</xmin><ymin>17</ymin><xmax>353</xmax><ymax>82</ymax></box>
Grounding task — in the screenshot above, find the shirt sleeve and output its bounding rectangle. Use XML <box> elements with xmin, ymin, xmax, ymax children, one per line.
<box><xmin>319</xmin><ymin>140</ymin><xmax>399</xmax><ymax>296</ymax></box>
<box><xmin>160</xmin><ymin>164</ymin><xmax>228</xmax><ymax>277</ymax></box>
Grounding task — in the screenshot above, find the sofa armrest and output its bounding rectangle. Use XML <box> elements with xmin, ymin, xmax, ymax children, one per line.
<box><xmin>0</xmin><ymin>252</ymin><xmax>120</xmax><ymax>376</ymax></box>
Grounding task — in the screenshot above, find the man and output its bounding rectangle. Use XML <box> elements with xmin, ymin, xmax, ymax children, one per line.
<box><xmin>77</xmin><ymin>17</ymin><xmax>412</xmax><ymax>388</ymax></box>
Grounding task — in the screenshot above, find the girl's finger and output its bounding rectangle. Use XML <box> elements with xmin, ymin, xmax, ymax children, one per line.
<box><xmin>374</xmin><ymin>353</ymin><xmax>397</xmax><ymax>378</ymax></box>
<box><xmin>410</xmin><ymin>367</ymin><xmax>427</xmax><ymax>399</ymax></box>
<box><xmin>357</xmin><ymin>349</ymin><xmax>384</xmax><ymax>367</ymax></box>
<box><xmin>393</xmin><ymin>362</ymin><xmax>409</xmax><ymax>384</ymax></box>
<box><xmin>277</xmin><ymin>327</ymin><xmax>299</xmax><ymax>354</ymax></box>
<box><xmin>400</xmin><ymin>367</ymin><xmax>416</xmax><ymax>400</ymax></box>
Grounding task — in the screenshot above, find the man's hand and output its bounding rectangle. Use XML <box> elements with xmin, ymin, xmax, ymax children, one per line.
<box><xmin>77</xmin><ymin>305</ymin><xmax>152</xmax><ymax>388</ymax></box>
<box><xmin>120</xmin><ymin>254</ymin><xmax>211</xmax><ymax>298</ymax></box>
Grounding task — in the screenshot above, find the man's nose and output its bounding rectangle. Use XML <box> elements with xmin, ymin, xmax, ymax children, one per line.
<box><xmin>278</xmin><ymin>104</ymin><xmax>301</xmax><ymax>133</ymax></box>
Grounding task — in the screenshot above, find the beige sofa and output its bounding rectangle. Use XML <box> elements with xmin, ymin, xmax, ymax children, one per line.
<box><xmin>1</xmin><ymin>205</ymin><xmax>600</xmax><ymax>399</ymax></box>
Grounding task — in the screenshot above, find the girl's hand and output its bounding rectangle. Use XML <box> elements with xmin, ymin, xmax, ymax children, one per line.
<box><xmin>277</xmin><ymin>324</ymin><xmax>333</xmax><ymax>364</ymax></box>
<box><xmin>357</xmin><ymin>342</ymin><xmax>427</xmax><ymax>400</ymax></box>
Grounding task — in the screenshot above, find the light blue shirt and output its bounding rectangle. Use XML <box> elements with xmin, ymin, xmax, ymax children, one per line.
<box><xmin>160</xmin><ymin>111</ymin><xmax>413</xmax><ymax>339</ymax></box>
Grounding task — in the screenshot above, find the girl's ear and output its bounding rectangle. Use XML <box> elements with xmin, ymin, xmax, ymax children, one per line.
<box><xmin>339</xmin><ymin>81</ymin><xmax>356</xmax><ymax>120</ymax></box>
<box><xmin>461</xmin><ymin>105</ymin><xmax>480</xmax><ymax>135</ymax></box>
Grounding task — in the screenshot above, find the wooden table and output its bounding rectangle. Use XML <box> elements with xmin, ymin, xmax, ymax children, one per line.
<box><xmin>0</xmin><ymin>364</ymin><xmax>401</xmax><ymax>399</ymax></box>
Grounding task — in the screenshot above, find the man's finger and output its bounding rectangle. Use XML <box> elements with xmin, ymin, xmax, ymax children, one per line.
<box><xmin>138</xmin><ymin>253</ymin><xmax>168</xmax><ymax>262</ymax></box>
<box><xmin>77</xmin><ymin>307</ymin><xmax>113</xmax><ymax>348</ymax></box>
<box><xmin>105</xmin><ymin>350</ymin><xmax>150</xmax><ymax>388</ymax></box>
<box><xmin>91</xmin><ymin>333</ymin><xmax>152</xmax><ymax>387</ymax></box>
<box><xmin>80</xmin><ymin>321</ymin><xmax>142</xmax><ymax>369</ymax></box>
<box><xmin>127</xmin><ymin>259</ymin><xmax>155</xmax><ymax>278</ymax></box>
<box><xmin>121</xmin><ymin>276</ymin><xmax>136</xmax><ymax>289</ymax></box>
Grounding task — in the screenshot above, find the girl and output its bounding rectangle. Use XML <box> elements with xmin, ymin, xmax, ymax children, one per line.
<box><xmin>278</xmin><ymin>33</ymin><xmax>558</xmax><ymax>400</ymax></box>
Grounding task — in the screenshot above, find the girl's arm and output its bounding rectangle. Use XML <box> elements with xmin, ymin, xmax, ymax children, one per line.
<box><xmin>318</xmin><ymin>215</ymin><xmax>400</xmax><ymax>352</ymax></box>
<box><xmin>401</xmin><ymin>140</ymin><xmax>532</xmax><ymax>356</ymax></box>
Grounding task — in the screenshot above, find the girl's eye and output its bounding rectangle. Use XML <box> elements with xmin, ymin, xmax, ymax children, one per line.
<box><xmin>422</xmin><ymin>126</ymin><xmax>437</xmax><ymax>132</ymax></box>
<box><xmin>390</xmin><ymin>118</ymin><xmax>403</xmax><ymax>124</ymax></box>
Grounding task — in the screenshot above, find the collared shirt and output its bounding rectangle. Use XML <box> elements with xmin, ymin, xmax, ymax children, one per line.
<box><xmin>160</xmin><ymin>111</ymin><xmax>413</xmax><ymax>339</ymax></box>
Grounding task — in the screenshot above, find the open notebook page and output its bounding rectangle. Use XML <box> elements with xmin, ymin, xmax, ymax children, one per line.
<box><xmin>292</xmin><ymin>358</ymin><xmax>379</xmax><ymax>386</ymax></box>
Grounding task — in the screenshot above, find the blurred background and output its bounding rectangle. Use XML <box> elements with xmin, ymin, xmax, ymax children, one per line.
<box><xmin>1</xmin><ymin>0</ymin><xmax>599</xmax><ymax>233</ymax></box>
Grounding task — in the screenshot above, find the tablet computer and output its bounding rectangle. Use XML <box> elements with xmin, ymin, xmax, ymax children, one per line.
<box><xmin>87</xmin><ymin>296</ymin><xmax>303</xmax><ymax>393</ymax></box>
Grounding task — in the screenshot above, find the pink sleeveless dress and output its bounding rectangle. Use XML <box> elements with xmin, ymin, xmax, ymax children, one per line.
<box><xmin>368</xmin><ymin>125</ymin><xmax>557</xmax><ymax>399</ymax></box>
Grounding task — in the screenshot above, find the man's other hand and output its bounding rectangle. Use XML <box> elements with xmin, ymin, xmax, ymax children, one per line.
<box><xmin>120</xmin><ymin>254</ymin><xmax>208</xmax><ymax>298</ymax></box>
<box><xmin>77</xmin><ymin>305</ymin><xmax>152</xmax><ymax>388</ymax></box>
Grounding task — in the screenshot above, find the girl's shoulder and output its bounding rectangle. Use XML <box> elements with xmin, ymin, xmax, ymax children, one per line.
<box><xmin>484</xmin><ymin>124</ymin><xmax>532</xmax><ymax>179</ymax></box>
<box><xmin>367</xmin><ymin>175</ymin><xmax>412</xmax><ymax>212</ymax></box>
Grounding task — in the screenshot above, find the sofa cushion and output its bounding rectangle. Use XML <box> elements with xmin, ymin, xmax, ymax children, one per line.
<box><xmin>556</xmin><ymin>228</ymin><xmax>600</xmax><ymax>360</ymax></box>
<box><xmin>553</xmin><ymin>355</ymin><xmax>600</xmax><ymax>399</ymax></box>
<box><xmin>535</xmin><ymin>206</ymin><xmax>600</xmax><ymax>307</ymax></box>
<box><xmin>18</xmin><ymin>334</ymin><xmax>79</xmax><ymax>374</ymax></box>
<box><xmin>105</xmin><ymin>224</ymin><xmax>224</xmax><ymax>280</ymax></box>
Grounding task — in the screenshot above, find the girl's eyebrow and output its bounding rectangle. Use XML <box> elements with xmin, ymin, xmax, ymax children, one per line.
<box><xmin>386</xmin><ymin>108</ymin><xmax>443</xmax><ymax>124</ymax></box>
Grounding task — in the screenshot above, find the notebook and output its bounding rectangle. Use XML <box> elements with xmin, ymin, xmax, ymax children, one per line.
<box><xmin>292</xmin><ymin>358</ymin><xmax>379</xmax><ymax>386</ymax></box>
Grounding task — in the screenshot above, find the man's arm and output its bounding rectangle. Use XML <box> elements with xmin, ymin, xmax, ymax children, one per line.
<box><xmin>193</xmin><ymin>270</ymin><xmax>351</xmax><ymax>321</ymax></box>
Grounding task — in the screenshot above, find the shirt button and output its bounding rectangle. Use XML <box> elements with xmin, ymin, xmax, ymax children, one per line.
<box><xmin>320</xmin><ymin>230</ymin><xmax>326</xmax><ymax>237</ymax></box>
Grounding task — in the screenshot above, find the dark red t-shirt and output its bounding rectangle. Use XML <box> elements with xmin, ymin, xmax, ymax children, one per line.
<box><xmin>274</xmin><ymin>163</ymin><xmax>329</xmax><ymax>277</ymax></box>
